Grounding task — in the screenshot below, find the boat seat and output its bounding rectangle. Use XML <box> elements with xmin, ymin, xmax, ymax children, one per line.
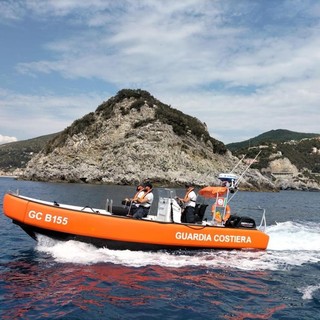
<box><xmin>111</xmin><ymin>206</ymin><xmax>129</xmax><ymax>216</ymax></box>
<box><xmin>194</xmin><ymin>204</ymin><xmax>208</xmax><ymax>222</ymax></box>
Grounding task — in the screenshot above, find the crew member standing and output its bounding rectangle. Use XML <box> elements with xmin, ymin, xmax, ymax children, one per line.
<box><xmin>179</xmin><ymin>184</ymin><xmax>197</xmax><ymax>223</ymax></box>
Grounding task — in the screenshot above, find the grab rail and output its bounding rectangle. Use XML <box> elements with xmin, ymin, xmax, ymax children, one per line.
<box><xmin>105</xmin><ymin>198</ymin><xmax>113</xmax><ymax>213</ymax></box>
<box><xmin>258</xmin><ymin>208</ymin><xmax>267</xmax><ymax>232</ymax></box>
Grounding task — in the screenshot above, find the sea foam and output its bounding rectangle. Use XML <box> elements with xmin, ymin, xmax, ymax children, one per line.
<box><xmin>35</xmin><ymin>221</ymin><xmax>320</xmax><ymax>271</ymax></box>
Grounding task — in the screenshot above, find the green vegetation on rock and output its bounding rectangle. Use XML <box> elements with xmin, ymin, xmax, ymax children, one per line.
<box><xmin>228</xmin><ymin>129</ymin><xmax>320</xmax><ymax>182</ymax></box>
<box><xmin>45</xmin><ymin>89</ymin><xmax>227</xmax><ymax>155</ymax></box>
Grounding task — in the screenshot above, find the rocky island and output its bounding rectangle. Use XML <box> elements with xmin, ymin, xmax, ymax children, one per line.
<box><xmin>22</xmin><ymin>89</ymin><xmax>274</xmax><ymax>190</ymax></box>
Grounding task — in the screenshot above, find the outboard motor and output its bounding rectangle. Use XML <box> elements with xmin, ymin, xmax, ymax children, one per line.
<box><xmin>225</xmin><ymin>215</ymin><xmax>256</xmax><ymax>229</ymax></box>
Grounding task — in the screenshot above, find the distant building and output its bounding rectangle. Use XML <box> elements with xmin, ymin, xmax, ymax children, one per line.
<box><xmin>243</xmin><ymin>158</ymin><xmax>259</xmax><ymax>165</ymax></box>
<box><xmin>248</xmin><ymin>145</ymin><xmax>269</xmax><ymax>150</ymax></box>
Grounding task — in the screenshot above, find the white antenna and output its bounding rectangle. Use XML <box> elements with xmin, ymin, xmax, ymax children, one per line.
<box><xmin>230</xmin><ymin>154</ymin><xmax>246</xmax><ymax>173</ymax></box>
<box><xmin>235</xmin><ymin>150</ymin><xmax>261</xmax><ymax>187</ymax></box>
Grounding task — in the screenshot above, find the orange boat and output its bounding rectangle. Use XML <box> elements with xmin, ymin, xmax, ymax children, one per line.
<box><xmin>2</xmin><ymin>181</ymin><xmax>269</xmax><ymax>251</ymax></box>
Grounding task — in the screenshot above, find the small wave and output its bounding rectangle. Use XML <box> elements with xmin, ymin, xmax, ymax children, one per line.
<box><xmin>267</xmin><ymin>221</ymin><xmax>320</xmax><ymax>251</ymax></box>
<box><xmin>298</xmin><ymin>284</ymin><xmax>320</xmax><ymax>300</ymax></box>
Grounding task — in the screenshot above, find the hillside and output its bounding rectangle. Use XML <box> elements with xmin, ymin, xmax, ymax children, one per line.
<box><xmin>227</xmin><ymin>130</ymin><xmax>320</xmax><ymax>188</ymax></box>
<box><xmin>44</xmin><ymin>89</ymin><xmax>226</xmax><ymax>156</ymax></box>
<box><xmin>21</xmin><ymin>89</ymin><xmax>273</xmax><ymax>189</ymax></box>
<box><xmin>228</xmin><ymin>130</ymin><xmax>320</xmax><ymax>172</ymax></box>
<box><xmin>227</xmin><ymin>129</ymin><xmax>319</xmax><ymax>151</ymax></box>
<box><xmin>0</xmin><ymin>133</ymin><xmax>59</xmax><ymax>172</ymax></box>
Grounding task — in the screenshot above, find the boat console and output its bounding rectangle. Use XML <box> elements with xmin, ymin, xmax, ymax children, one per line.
<box><xmin>146</xmin><ymin>188</ymin><xmax>182</xmax><ymax>223</ymax></box>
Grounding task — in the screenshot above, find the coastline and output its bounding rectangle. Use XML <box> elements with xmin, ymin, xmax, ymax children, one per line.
<box><xmin>0</xmin><ymin>175</ymin><xmax>18</xmax><ymax>179</ymax></box>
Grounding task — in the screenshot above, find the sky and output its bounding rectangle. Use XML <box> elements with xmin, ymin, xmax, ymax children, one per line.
<box><xmin>1</xmin><ymin>0</ymin><xmax>320</xmax><ymax>145</ymax></box>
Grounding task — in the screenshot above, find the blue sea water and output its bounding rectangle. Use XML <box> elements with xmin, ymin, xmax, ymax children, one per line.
<box><xmin>1</xmin><ymin>177</ymin><xmax>320</xmax><ymax>319</ymax></box>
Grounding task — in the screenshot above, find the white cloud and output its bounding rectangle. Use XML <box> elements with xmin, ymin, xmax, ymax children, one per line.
<box><xmin>0</xmin><ymin>89</ymin><xmax>109</xmax><ymax>140</ymax></box>
<box><xmin>15</xmin><ymin>1</ymin><xmax>320</xmax><ymax>90</ymax></box>
<box><xmin>0</xmin><ymin>134</ymin><xmax>17</xmax><ymax>145</ymax></box>
<box><xmin>159</xmin><ymin>74</ymin><xmax>320</xmax><ymax>143</ymax></box>
<box><xmin>1</xmin><ymin>1</ymin><xmax>320</xmax><ymax>143</ymax></box>
<box><xmin>0</xmin><ymin>1</ymin><xmax>24</xmax><ymax>21</ymax></box>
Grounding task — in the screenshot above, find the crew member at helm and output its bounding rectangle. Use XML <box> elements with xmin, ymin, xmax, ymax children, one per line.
<box><xmin>179</xmin><ymin>184</ymin><xmax>197</xmax><ymax>223</ymax></box>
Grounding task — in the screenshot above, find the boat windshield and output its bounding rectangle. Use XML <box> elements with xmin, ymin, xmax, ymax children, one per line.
<box><xmin>157</xmin><ymin>188</ymin><xmax>176</xmax><ymax>199</ymax></box>
<box><xmin>148</xmin><ymin>188</ymin><xmax>176</xmax><ymax>217</ymax></box>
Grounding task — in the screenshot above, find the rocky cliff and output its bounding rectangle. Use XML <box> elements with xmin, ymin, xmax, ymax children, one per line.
<box><xmin>264</xmin><ymin>157</ymin><xmax>320</xmax><ymax>191</ymax></box>
<box><xmin>22</xmin><ymin>89</ymin><xmax>275</xmax><ymax>190</ymax></box>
